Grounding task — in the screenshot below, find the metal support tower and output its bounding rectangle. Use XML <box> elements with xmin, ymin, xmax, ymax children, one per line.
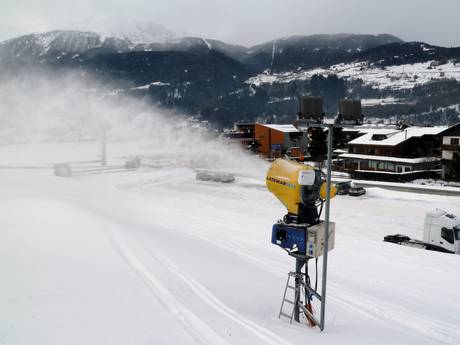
<box><xmin>291</xmin><ymin>121</ymin><xmax>336</xmax><ymax>331</ymax></box>
<box><xmin>320</xmin><ymin>123</ymin><xmax>334</xmax><ymax>331</ymax></box>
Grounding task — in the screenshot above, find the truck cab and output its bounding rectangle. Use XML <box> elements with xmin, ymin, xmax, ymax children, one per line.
<box><xmin>424</xmin><ymin>209</ymin><xmax>460</xmax><ymax>254</ymax></box>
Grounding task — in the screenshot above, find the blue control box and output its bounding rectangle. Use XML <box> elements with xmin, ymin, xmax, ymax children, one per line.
<box><xmin>271</xmin><ymin>223</ymin><xmax>307</xmax><ymax>253</ymax></box>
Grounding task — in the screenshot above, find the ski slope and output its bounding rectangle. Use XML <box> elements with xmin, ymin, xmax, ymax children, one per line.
<box><xmin>1</xmin><ymin>141</ymin><xmax>460</xmax><ymax>345</ymax></box>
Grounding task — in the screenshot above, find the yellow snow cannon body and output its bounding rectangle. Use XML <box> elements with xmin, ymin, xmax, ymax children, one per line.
<box><xmin>266</xmin><ymin>158</ymin><xmax>336</xmax><ymax>225</ymax></box>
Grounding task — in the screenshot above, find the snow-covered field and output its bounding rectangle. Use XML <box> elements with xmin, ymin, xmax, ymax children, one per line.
<box><xmin>1</xmin><ymin>141</ymin><xmax>460</xmax><ymax>345</ymax></box>
<box><xmin>246</xmin><ymin>60</ymin><xmax>460</xmax><ymax>91</ymax></box>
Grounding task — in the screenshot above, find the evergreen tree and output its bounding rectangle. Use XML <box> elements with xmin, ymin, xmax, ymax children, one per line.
<box><xmin>310</xmin><ymin>74</ymin><xmax>346</xmax><ymax>115</ymax></box>
<box><xmin>332</xmin><ymin>127</ymin><xmax>345</xmax><ymax>148</ymax></box>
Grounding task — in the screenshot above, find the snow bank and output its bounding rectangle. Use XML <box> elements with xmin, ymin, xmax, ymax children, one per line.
<box><xmin>1</xmin><ymin>143</ymin><xmax>460</xmax><ymax>345</ymax></box>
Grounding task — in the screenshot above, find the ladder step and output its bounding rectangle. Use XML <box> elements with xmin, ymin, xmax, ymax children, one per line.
<box><xmin>283</xmin><ymin>299</ymin><xmax>295</xmax><ymax>305</ymax></box>
<box><xmin>287</xmin><ymin>285</ymin><xmax>296</xmax><ymax>290</ymax></box>
<box><xmin>279</xmin><ymin>312</ymin><xmax>292</xmax><ymax>319</ymax></box>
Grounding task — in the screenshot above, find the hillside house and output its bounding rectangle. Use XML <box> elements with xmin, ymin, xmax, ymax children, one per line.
<box><xmin>221</xmin><ymin>123</ymin><xmax>256</xmax><ymax>149</ymax></box>
<box><xmin>254</xmin><ymin>124</ymin><xmax>308</xmax><ymax>159</ymax></box>
<box><xmin>441</xmin><ymin>123</ymin><xmax>460</xmax><ymax>181</ymax></box>
<box><xmin>338</xmin><ymin>126</ymin><xmax>450</xmax><ymax>182</ymax></box>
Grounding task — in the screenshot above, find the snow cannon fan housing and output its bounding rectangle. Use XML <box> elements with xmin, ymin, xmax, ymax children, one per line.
<box><xmin>266</xmin><ymin>159</ymin><xmax>336</xmax><ymax>225</ymax></box>
<box><xmin>266</xmin><ymin>159</ymin><xmax>336</xmax><ymax>257</ymax></box>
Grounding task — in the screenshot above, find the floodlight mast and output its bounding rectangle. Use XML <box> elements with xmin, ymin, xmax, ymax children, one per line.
<box><xmin>295</xmin><ymin>120</ymin><xmax>355</xmax><ymax>331</ymax></box>
<box><xmin>321</xmin><ymin>123</ymin><xmax>333</xmax><ymax>331</ymax></box>
<box><xmin>267</xmin><ymin>119</ymin><xmax>339</xmax><ymax>331</ymax></box>
<box><xmin>294</xmin><ymin>120</ymin><xmax>337</xmax><ymax>331</ymax></box>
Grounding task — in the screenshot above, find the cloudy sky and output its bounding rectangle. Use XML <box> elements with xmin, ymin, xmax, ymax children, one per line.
<box><xmin>1</xmin><ymin>0</ymin><xmax>459</xmax><ymax>47</ymax></box>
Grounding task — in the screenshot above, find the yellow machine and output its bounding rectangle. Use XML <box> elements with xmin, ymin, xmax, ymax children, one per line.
<box><xmin>266</xmin><ymin>158</ymin><xmax>336</xmax><ymax>224</ymax></box>
<box><xmin>267</xmin><ymin>158</ymin><xmax>337</xmax><ymax>326</ymax></box>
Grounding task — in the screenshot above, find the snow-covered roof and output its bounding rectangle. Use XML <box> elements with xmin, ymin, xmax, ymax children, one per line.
<box><xmin>339</xmin><ymin>153</ymin><xmax>441</xmax><ymax>164</ymax></box>
<box><xmin>426</xmin><ymin>209</ymin><xmax>448</xmax><ymax>218</ymax></box>
<box><xmin>262</xmin><ymin>124</ymin><xmax>300</xmax><ymax>133</ymax></box>
<box><xmin>341</xmin><ymin>125</ymin><xmax>399</xmax><ymax>135</ymax></box>
<box><xmin>348</xmin><ymin>126</ymin><xmax>447</xmax><ymax>146</ymax></box>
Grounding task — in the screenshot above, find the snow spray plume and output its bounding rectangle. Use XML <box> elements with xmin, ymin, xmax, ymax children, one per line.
<box><xmin>0</xmin><ymin>70</ymin><xmax>267</xmax><ymax>176</ymax></box>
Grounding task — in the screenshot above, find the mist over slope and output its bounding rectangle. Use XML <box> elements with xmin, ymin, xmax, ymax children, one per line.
<box><xmin>0</xmin><ymin>71</ymin><xmax>266</xmax><ymax>174</ymax></box>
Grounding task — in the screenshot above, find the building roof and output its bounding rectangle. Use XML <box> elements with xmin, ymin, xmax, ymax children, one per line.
<box><xmin>262</xmin><ymin>124</ymin><xmax>300</xmax><ymax>133</ymax></box>
<box><xmin>348</xmin><ymin>126</ymin><xmax>448</xmax><ymax>146</ymax></box>
<box><xmin>440</xmin><ymin>122</ymin><xmax>460</xmax><ymax>137</ymax></box>
<box><xmin>339</xmin><ymin>153</ymin><xmax>441</xmax><ymax>164</ymax></box>
<box><xmin>341</xmin><ymin>125</ymin><xmax>399</xmax><ymax>135</ymax></box>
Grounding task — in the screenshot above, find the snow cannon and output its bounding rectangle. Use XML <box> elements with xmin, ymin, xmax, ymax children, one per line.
<box><xmin>266</xmin><ymin>158</ymin><xmax>337</xmax><ymax>327</ymax></box>
<box><xmin>266</xmin><ymin>158</ymin><xmax>336</xmax><ymax>225</ymax></box>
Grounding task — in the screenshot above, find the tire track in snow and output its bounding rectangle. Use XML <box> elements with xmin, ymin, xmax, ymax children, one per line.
<box><xmin>111</xmin><ymin>211</ymin><xmax>423</xmax><ymax>340</ymax></box>
<box><xmin>169</xmin><ymin>219</ymin><xmax>460</xmax><ymax>344</ymax></box>
<box><xmin>148</xmin><ymin>252</ymin><xmax>298</xmax><ymax>345</ymax></box>
<box><xmin>328</xmin><ymin>284</ymin><xmax>460</xmax><ymax>345</ymax></box>
<box><xmin>110</xmin><ymin>232</ymin><xmax>231</xmax><ymax>345</ymax></box>
<box><xmin>107</xmin><ymin>197</ymin><xmax>454</xmax><ymax>343</ymax></box>
<box><xmin>143</xmin><ymin>211</ymin><xmax>459</xmax><ymax>344</ymax></box>
<box><xmin>140</xmin><ymin>211</ymin><xmax>289</xmax><ymax>277</ymax></box>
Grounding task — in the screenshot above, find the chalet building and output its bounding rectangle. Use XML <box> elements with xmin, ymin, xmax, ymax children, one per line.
<box><xmin>222</xmin><ymin>123</ymin><xmax>308</xmax><ymax>159</ymax></box>
<box><xmin>338</xmin><ymin>126</ymin><xmax>451</xmax><ymax>182</ymax></box>
<box><xmin>441</xmin><ymin>123</ymin><xmax>460</xmax><ymax>181</ymax></box>
<box><xmin>221</xmin><ymin>123</ymin><xmax>256</xmax><ymax>149</ymax></box>
<box><xmin>338</xmin><ymin>125</ymin><xmax>399</xmax><ymax>149</ymax></box>
<box><xmin>254</xmin><ymin>124</ymin><xmax>308</xmax><ymax>159</ymax></box>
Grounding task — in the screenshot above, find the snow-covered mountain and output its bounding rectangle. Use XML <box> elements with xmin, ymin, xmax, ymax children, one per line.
<box><xmin>85</xmin><ymin>19</ymin><xmax>177</xmax><ymax>45</ymax></box>
<box><xmin>243</xmin><ymin>34</ymin><xmax>404</xmax><ymax>72</ymax></box>
<box><xmin>0</xmin><ymin>29</ymin><xmax>248</xmax><ymax>64</ymax></box>
<box><xmin>1</xmin><ymin>29</ymin><xmax>460</xmax><ymax>127</ymax></box>
<box><xmin>246</xmin><ymin>60</ymin><xmax>460</xmax><ymax>90</ymax></box>
<box><xmin>0</xmin><ymin>20</ymin><xmax>180</xmax><ymax>62</ymax></box>
<box><xmin>0</xmin><ymin>31</ymin><xmax>104</xmax><ymax>61</ymax></box>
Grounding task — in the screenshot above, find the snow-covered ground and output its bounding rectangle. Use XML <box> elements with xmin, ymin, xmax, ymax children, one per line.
<box><xmin>246</xmin><ymin>60</ymin><xmax>460</xmax><ymax>91</ymax></box>
<box><xmin>1</xmin><ymin>141</ymin><xmax>460</xmax><ymax>345</ymax></box>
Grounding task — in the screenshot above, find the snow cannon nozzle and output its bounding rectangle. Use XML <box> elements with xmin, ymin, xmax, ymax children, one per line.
<box><xmin>266</xmin><ymin>158</ymin><xmax>335</xmax><ymax>225</ymax></box>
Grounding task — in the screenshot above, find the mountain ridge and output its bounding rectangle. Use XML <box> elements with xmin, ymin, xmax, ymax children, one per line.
<box><xmin>2</xmin><ymin>30</ymin><xmax>460</xmax><ymax>127</ymax></box>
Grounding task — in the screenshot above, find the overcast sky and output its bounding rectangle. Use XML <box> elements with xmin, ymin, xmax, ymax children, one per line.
<box><xmin>1</xmin><ymin>0</ymin><xmax>459</xmax><ymax>47</ymax></box>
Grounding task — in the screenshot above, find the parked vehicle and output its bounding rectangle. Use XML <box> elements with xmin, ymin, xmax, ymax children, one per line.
<box><xmin>335</xmin><ymin>181</ymin><xmax>352</xmax><ymax>195</ymax></box>
<box><xmin>384</xmin><ymin>209</ymin><xmax>460</xmax><ymax>254</ymax></box>
<box><xmin>348</xmin><ymin>186</ymin><xmax>366</xmax><ymax>196</ymax></box>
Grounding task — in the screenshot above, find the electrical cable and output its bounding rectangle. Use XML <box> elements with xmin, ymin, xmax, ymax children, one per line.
<box><xmin>317</xmin><ymin>200</ymin><xmax>324</xmax><ymax>219</ymax></box>
<box><xmin>305</xmin><ymin>260</ymin><xmax>311</xmax><ymax>303</ymax></box>
<box><xmin>315</xmin><ymin>257</ymin><xmax>318</xmax><ymax>292</ymax></box>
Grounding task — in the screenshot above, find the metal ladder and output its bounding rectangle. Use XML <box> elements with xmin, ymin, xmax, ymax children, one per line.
<box><xmin>278</xmin><ymin>272</ymin><xmax>302</xmax><ymax>323</ymax></box>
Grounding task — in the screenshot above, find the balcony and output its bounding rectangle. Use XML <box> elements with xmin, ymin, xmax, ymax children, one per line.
<box><xmin>442</xmin><ymin>144</ymin><xmax>460</xmax><ymax>151</ymax></box>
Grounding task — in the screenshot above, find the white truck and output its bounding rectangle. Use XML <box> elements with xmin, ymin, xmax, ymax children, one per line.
<box><xmin>384</xmin><ymin>209</ymin><xmax>460</xmax><ymax>254</ymax></box>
